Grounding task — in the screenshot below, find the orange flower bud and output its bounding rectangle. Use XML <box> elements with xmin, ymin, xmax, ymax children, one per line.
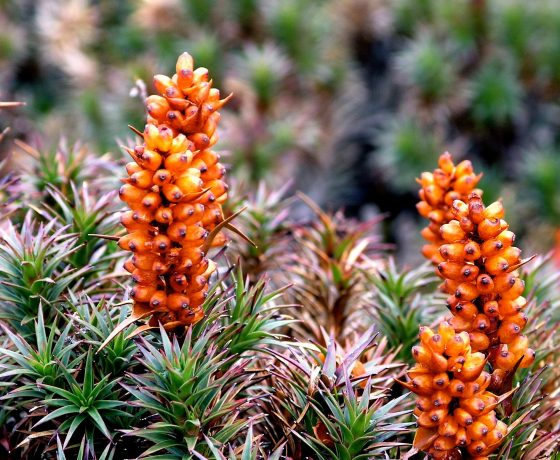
<box><xmin>438</xmin><ymin>152</ymin><xmax>455</xmax><ymax>173</ymax></box>
<box><xmin>139</xmin><ymin>149</ymin><xmax>163</xmax><ymax>171</ymax></box>
<box><xmin>123</xmin><ymin>259</ymin><xmax>135</xmax><ymax>273</ymax></box>
<box><xmin>438</xmin><ymin>321</ymin><xmax>455</xmax><ymax>344</ymax></box>
<box><xmin>447</xmin><ymin>356</ymin><xmax>465</xmax><ymax>372</ymax></box>
<box><xmin>519</xmin><ymin>348</ymin><xmax>535</xmax><ymax>368</ymax></box>
<box><xmin>458</xmin><ymin>352</ymin><xmax>486</xmax><ymax>381</ymax></box>
<box><xmin>483</xmin><ymin>301</ymin><xmax>499</xmax><ymax>317</ymax></box>
<box><xmin>485</xmin><ymin>421</ymin><xmax>506</xmax><ymax>447</ymax></box>
<box><xmin>417</xmin><ymin>201</ymin><xmax>432</xmax><ymax>218</ymax></box>
<box><xmin>200</xmin><ymin>162</ymin><xmax>226</xmax><ymax>181</ymax></box>
<box><xmin>131</xmin><ymin>268</ymin><xmax>158</xmax><ymax>285</ymax></box>
<box><xmin>419</xmin><ymin>325</ymin><xmax>435</xmax><ymax>344</ymax></box>
<box><xmin>145</xmin><ymin>95</ymin><xmax>170</xmax><ymax>119</ymax></box>
<box><xmin>167</xmin><ymin>293</ymin><xmax>191</xmax><ymax>311</ymax></box>
<box><xmin>441</xmin><ymin>221</ymin><xmax>466</xmax><ymax>242</ymax></box>
<box><xmin>175</xmin><ymin>174</ymin><xmax>203</xmax><ymax>195</ymax></box>
<box><xmin>118</xmin><ymin>232</ymin><xmax>152</xmax><ymax>253</ymax></box>
<box><xmin>119</xmin><ymin>184</ymin><xmax>148</xmax><ymax>204</ymax></box>
<box><xmin>448</xmin><ymin>315</ymin><xmax>472</xmax><ymax>332</ymax></box>
<box><xmin>431</xmin><ymin>390</ymin><xmax>452</xmax><ymax>407</ymax></box>
<box><xmin>473</xmin><ymin>314</ymin><xmax>491</xmax><ymax>333</ymax></box>
<box><xmin>455</xmin><ymin>282</ymin><xmax>478</xmax><ymax>301</ymax></box>
<box><xmin>480</xmin><ymin>238</ymin><xmax>504</xmax><ymax>257</ymax></box>
<box><xmin>149</xmin><ymin>290</ymin><xmax>167</xmax><ymax>309</ymax></box>
<box><xmin>508</xmin><ymin>335</ymin><xmax>529</xmax><ymax>356</ymax></box>
<box><xmin>467</xmin><ymin>440</ymin><xmax>488</xmax><ymax>457</ymax></box>
<box><xmin>416</xmin><ymin>396</ymin><xmax>432</xmax><ymax>412</ymax></box>
<box><xmin>484</xmin><ymin>256</ymin><xmax>509</xmax><ymax>275</ymax></box>
<box><xmin>454</xmin><ymin>408</ymin><xmax>474</xmax><ymax>426</ymax></box>
<box><xmin>481</xmin><ymin>218</ymin><xmax>509</xmax><ymax>240</ymax></box>
<box><xmin>410</xmin><ymin>374</ymin><xmax>434</xmax><ymax>395</ymax></box>
<box><xmin>476</xmin><ymin>274</ymin><xmax>494</xmax><ymax>294</ymax></box>
<box><xmin>152</xmin><ymin>169</ymin><xmax>172</xmax><ymax>186</ymax></box>
<box><xmin>141</xmin><ymin>192</ymin><xmax>163</xmax><ymax>211</ymax></box>
<box><xmin>463</xmin><ymin>240</ymin><xmax>482</xmax><ymax>261</ymax></box>
<box><xmin>483</xmin><ymin>201</ymin><xmax>504</xmax><ymax>220</ymax></box>
<box><xmin>499</xmin><ymin>250</ymin><xmax>521</xmax><ymax>271</ymax></box>
<box><xmin>432</xmin><ymin>373</ymin><xmax>450</xmax><ymax>390</ymax></box>
<box><xmin>438</xmin><ymin>261</ymin><xmax>464</xmax><ymax>280</ymax></box>
<box><xmin>469</xmin><ymin>331</ymin><xmax>490</xmax><ymax>352</ymax></box>
<box><xmin>459</xmin><ymin>216</ymin><xmax>475</xmax><ymax>233</ymax></box>
<box><xmin>153</xmin><ymin>74</ymin><xmax>175</xmax><ymax>96</ymax></box>
<box><xmin>152</xmin><ymin>234</ymin><xmax>172</xmax><ymax>253</ymax></box>
<box><xmin>432</xmin><ymin>435</ymin><xmax>455</xmax><ymax>452</ymax></box>
<box><xmin>495</xmin><ymin>348</ymin><xmax>517</xmax><ymax>371</ymax></box>
<box><xmin>452</xmin><ymin>199</ymin><xmax>469</xmax><ymax>218</ymax></box>
<box><xmin>189</xmin><ymin>132</ymin><xmax>210</xmax><ymax>150</ymax></box>
<box><xmin>460</xmin><ymin>397</ymin><xmax>486</xmax><ymax>416</ymax></box>
<box><xmin>438</xmin><ymin>417</ymin><xmax>459</xmax><ymax>437</ymax></box>
<box><xmin>129</xmin><ymin>169</ymin><xmax>154</xmax><ymax>189</ymax></box>
<box><xmin>164</xmin><ymin>152</ymin><xmax>194</xmax><ymax>172</ymax></box>
<box><xmin>452</xmin><ymin>302</ymin><xmax>478</xmax><ymax>320</ymax></box>
<box><xmin>162</xmin><ymin>184</ymin><xmax>185</xmax><ymax>202</ymax></box>
<box><xmin>493</xmin><ymin>272</ymin><xmax>516</xmax><ymax>293</ymax></box>
<box><xmin>496</xmin><ymin>230</ymin><xmax>515</xmax><ymax>247</ymax></box>
<box><xmin>132</xmin><ymin>253</ymin><xmax>158</xmax><ymax>270</ymax></box>
<box><xmin>445</xmin><ymin>332</ymin><xmax>470</xmax><ymax>356</ymax></box>
<box><xmin>440</xmin><ymin>243</ymin><xmax>466</xmax><ymax>262</ymax></box>
<box><xmin>131</xmin><ymin>284</ymin><xmax>157</xmax><ymax>302</ymax></box>
<box><xmin>500</xmin><ymin>277</ymin><xmax>525</xmax><ymax>300</ymax></box>
<box><xmin>426</xmin><ymin>334</ymin><xmax>446</xmax><ymax>354</ymax></box>
<box><xmin>455</xmin><ymin>427</ymin><xmax>468</xmax><ymax>446</ymax></box>
<box><xmin>448</xmin><ymin>379</ymin><xmax>467</xmax><ymax>397</ymax></box>
<box><xmin>454</xmin><ymin>174</ymin><xmax>479</xmax><ymax>194</ymax></box>
<box><xmin>467</xmin><ymin>421</ymin><xmax>489</xmax><ymax>441</ymax></box>
<box><xmin>154</xmin><ymin>207</ymin><xmax>173</xmax><ymax>224</ymax></box>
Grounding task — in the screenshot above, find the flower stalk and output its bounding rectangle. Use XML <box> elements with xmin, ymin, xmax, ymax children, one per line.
<box><xmin>409</xmin><ymin>152</ymin><xmax>536</xmax><ymax>459</ymax></box>
<box><xmin>118</xmin><ymin>52</ymin><xmax>231</xmax><ymax>330</ymax></box>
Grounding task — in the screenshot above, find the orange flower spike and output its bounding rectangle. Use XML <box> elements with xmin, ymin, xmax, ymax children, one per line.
<box><xmin>419</xmin><ymin>159</ymin><xmax>533</xmax><ymax>379</ymax></box>
<box><xmin>117</xmin><ymin>52</ymin><xmax>231</xmax><ymax>330</ymax></box>
<box><xmin>411</xmin><ymin>153</ymin><xmax>541</xmax><ymax>458</ymax></box>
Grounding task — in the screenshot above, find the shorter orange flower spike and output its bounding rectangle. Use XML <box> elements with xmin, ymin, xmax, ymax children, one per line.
<box><xmin>403</xmin><ymin>323</ymin><xmax>507</xmax><ymax>459</ymax></box>
<box><xmin>118</xmin><ymin>52</ymin><xmax>231</xmax><ymax>330</ymax></box>
<box><xmin>436</xmin><ymin>193</ymin><xmax>535</xmax><ymax>384</ymax></box>
<box><xmin>417</xmin><ymin>153</ymin><xmax>482</xmax><ymax>264</ymax></box>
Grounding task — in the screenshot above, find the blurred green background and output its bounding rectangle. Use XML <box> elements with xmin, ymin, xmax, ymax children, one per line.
<box><xmin>1</xmin><ymin>0</ymin><xmax>559</xmax><ymax>262</ymax></box>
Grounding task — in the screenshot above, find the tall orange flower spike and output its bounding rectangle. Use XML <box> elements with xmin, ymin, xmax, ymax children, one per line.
<box><xmin>438</xmin><ymin>192</ymin><xmax>535</xmax><ymax>389</ymax></box>
<box><xmin>417</xmin><ymin>153</ymin><xmax>482</xmax><ymax>265</ymax></box>
<box><xmin>403</xmin><ymin>322</ymin><xmax>507</xmax><ymax>460</ymax></box>
<box><xmin>118</xmin><ymin>52</ymin><xmax>231</xmax><ymax>330</ymax></box>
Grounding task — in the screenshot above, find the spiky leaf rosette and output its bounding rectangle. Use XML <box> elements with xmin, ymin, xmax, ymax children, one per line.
<box><xmin>437</xmin><ymin>192</ymin><xmax>535</xmax><ymax>390</ymax></box>
<box><xmin>0</xmin><ymin>213</ymin><xmax>89</xmax><ymax>334</ymax></box>
<box><xmin>366</xmin><ymin>259</ymin><xmax>442</xmax><ymax>364</ymax></box>
<box><xmin>117</xmin><ymin>52</ymin><xmax>231</xmax><ymax>330</ymax></box>
<box><xmin>122</xmin><ymin>325</ymin><xmax>261</xmax><ymax>458</ymax></box>
<box><xmin>226</xmin><ymin>181</ymin><xmax>292</xmax><ymax>282</ymax></box>
<box><xmin>264</xmin><ymin>331</ymin><xmax>409</xmax><ymax>459</ymax></box>
<box><xmin>284</xmin><ymin>194</ymin><xmax>385</xmax><ymax>343</ymax></box>
<box><xmin>417</xmin><ymin>152</ymin><xmax>482</xmax><ymax>265</ymax></box>
<box><xmin>403</xmin><ymin>322</ymin><xmax>507</xmax><ymax>459</ymax></box>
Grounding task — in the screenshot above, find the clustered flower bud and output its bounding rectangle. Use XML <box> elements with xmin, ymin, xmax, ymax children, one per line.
<box><xmin>437</xmin><ymin>192</ymin><xmax>535</xmax><ymax>388</ymax></box>
<box><xmin>118</xmin><ymin>52</ymin><xmax>231</xmax><ymax>329</ymax></box>
<box><xmin>410</xmin><ymin>153</ymin><xmax>537</xmax><ymax>459</ymax></box>
<box><xmin>417</xmin><ymin>152</ymin><xmax>482</xmax><ymax>264</ymax></box>
<box><xmin>403</xmin><ymin>322</ymin><xmax>506</xmax><ymax>460</ymax></box>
